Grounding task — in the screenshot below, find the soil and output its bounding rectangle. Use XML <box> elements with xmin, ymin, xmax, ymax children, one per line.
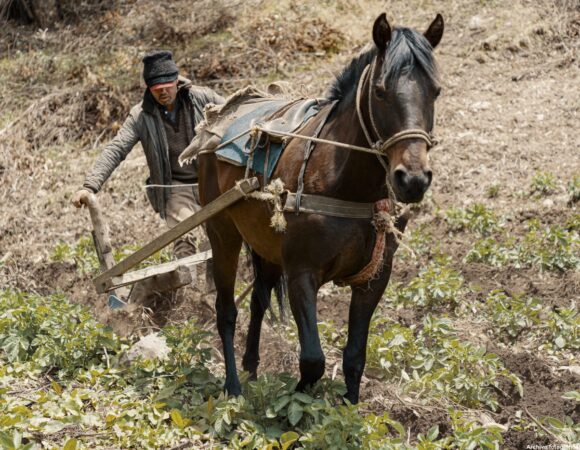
<box><xmin>0</xmin><ymin>0</ymin><xmax>578</xmax><ymax>448</ymax></box>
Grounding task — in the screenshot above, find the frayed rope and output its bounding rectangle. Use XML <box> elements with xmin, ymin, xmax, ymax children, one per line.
<box><xmin>246</xmin><ymin>178</ymin><xmax>287</xmax><ymax>232</ymax></box>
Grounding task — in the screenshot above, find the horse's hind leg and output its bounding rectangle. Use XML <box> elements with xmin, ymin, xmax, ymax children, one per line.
<box><xmin>242</xmin><ymin>251</ymin><xmax>284</xmax><ymax>379</ymax></box>
<box><xmin>206</xmin><ymin>215</ymin><xmax>243</xmax><ymax>396</ymax></box>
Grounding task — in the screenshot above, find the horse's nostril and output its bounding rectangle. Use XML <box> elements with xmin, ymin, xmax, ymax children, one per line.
<box><xmin>394</xmin><ymin>168</ymin><xmax>407</xmax><ymax>186</ymax></box>
<box><xmin>424</xmin><ymin>169</ymin><xmax>433</xmax><ymax>185</ymax></box>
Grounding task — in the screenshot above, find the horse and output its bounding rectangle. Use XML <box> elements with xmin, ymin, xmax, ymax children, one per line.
<box><xmin>196</xmin><ymin>12</ymin><xmax>444</xmax><ymax>404</ymax></box>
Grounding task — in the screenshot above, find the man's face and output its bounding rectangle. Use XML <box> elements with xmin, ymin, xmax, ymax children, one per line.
<box><xmin>150</xmin><ymin>81</ymin><xmax>178</xmax><ymax>107</ymax></box>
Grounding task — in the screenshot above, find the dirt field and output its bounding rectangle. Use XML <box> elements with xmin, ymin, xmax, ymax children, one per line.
<box><xmin>1</xmin><ymin>0</ymin><xmax>578</xmax><ymax>448</ymax></box>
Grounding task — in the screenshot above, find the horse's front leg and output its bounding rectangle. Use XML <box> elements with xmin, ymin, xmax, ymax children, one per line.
<box><xmin>343</xmin><ymin>224</ymin><xmax>407</xmax><ymax>404</ymax></box>
<box><xmin>343</xmin><ymin>275</ymin><xmax>391</xmax><ymax>404</ymax></box>
<box><xmin>287</xmin><ymin>271</ymin><xmax>325</xmax><ymax>391</ymax></box>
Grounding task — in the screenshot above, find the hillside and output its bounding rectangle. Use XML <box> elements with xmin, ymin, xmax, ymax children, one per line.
<box><xmin>0</xmin><ymin>0</ymin><xmax>578</xmax><ymax>448</ymax></box>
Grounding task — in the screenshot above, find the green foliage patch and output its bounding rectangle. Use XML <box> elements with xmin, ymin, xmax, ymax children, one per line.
<box><xmin>529</xmin><ymin>171</ymin><xmax>558</xmax><ymax>197</ymax></box>
<box><xmin>0</xmin><ymin>289</ymin><xmax>521</xmax><ymax>449</ymax></box>
<box><xmin>444</xmin><ymin>203</ymin><xmax>502</xmax><ymax>236</ymax></box>
<box><xmin>568</xmin><ymin>175</ymin><xmax>580</xmax><ymax>204</ymax></box>
<box><xmin>366</xmin><ymin>315</ymin><xmax>522</xmax><ymax>411</ymax></box>
<box><xmin>465</xmin><ymin>220</ymin><xmax>579</xmax><ymax>271</ymax></box>
<box><xmin>485</xmin><ymin>290</ymin><xmax>579</xmax><ymax>353</ymax></box>
<box><xmin>0</xmin><ymin>291</ymin><xmax>120</xmax><ymax>374</ymax></box>
<box><xmin>386</xmin><ymin>257</ymin><xmax>465</xmax><ymax>310</ymax></box>
<box><xmin>50</xmin><ymin>237</ymin><xmax>173</xmax><ymax>276</ymax></box>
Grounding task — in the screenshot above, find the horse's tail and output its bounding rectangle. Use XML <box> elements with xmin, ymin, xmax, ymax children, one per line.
<box><xmin>248</xmin><ymin>245</ymin><xmax>286</xmax><ymax>322</ymax></box>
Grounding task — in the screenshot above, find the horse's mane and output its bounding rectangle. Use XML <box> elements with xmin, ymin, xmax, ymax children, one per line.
<box><xmin>327</xmin><ymin>27</ymin><xmax>439</xmax><ymax>102</ymax></box>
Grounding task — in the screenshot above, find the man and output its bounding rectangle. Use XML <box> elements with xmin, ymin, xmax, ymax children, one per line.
<box><xmin>72</xmin><ymin>50</ymin><xmax>223</xmax><ymax>289</ymax></box>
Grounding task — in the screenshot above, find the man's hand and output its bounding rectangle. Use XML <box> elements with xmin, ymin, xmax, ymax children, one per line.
<box><xmin>71</xmin><ymin>189</ymin><xmax>93</xmax><ymax>208</ymax></box>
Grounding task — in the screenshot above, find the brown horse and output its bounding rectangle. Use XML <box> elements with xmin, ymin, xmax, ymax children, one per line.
<box><xmin>197</xmin><ymin>13</ymin><xmax>444</xmax><ymax>404</ymax></box>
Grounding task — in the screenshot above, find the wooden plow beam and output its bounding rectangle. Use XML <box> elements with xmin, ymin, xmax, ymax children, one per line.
<box><xmin>91</xmin><ymin>177</ymin><xmax>260</xmax><ymax>295</ymax></box>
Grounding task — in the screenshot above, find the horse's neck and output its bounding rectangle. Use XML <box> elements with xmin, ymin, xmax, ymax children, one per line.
<box><xmin>320</xmin><ymin>99</ymin><xmax>389</xmax><ymax>202</ymax></box>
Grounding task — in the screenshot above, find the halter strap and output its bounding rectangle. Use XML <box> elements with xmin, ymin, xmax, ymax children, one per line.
<box><xmin>355</xmin><ymin>57</ymin><xmax>437</xmax><ymax>153</ymax></box>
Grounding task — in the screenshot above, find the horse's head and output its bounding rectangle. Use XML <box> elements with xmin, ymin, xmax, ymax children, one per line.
<box><xmin>369</xmin><ymin>13</ymin><xmax>444</xmax><ymax>203</ymax></box>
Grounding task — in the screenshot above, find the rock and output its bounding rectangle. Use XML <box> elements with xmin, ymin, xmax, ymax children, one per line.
<box><xmin>558</xmin><ymin>365</ymin><xmax>580</xmax><ymax>378</ymax></box>
<box><xmin>479</xmin><ymin>413</ymin><xmax>508</xmax><ymax>432</ymax></box>
<box><xmin>468</xmin><ymin>15</ymin><xmax>485</xmax><ymax>31</ymax></box>
<box><xmin>541</xmin><ymin>198</ymin><xmax>554</xmax><ymax>208</ymax></box>
<box><xmin>122</xmin><ymin>333</ymin><xmax>171</xmax><ymax>364</ymax></box>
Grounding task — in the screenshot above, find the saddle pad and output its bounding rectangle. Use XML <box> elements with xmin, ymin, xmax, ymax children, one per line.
<box><xmin>215</xmin><ymin>99</ymin><xmax>321</xmax><ymax>178</ymax></box>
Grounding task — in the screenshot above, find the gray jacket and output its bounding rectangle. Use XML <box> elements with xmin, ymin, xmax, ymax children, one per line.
<box><xmin>83</xmin><ymin>77</ymin><xmax>224</xmax><ymax>218</ymax></box>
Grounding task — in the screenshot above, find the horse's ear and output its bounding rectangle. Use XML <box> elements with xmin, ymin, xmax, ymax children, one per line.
<box><xmin>424</xmin><ymin>14</ymin><xmax>444</xmax><ymax>48</ymax></box>
<box><xmin>372</xmin><ymin>13</ymin><xmax>392</xmax><ymax>52</ymax></box>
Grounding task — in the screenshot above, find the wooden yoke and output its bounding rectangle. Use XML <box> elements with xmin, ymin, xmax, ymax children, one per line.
<box><xmin>92</xmin><ymin>177</ymin><xmax>260</xmax><ymax>294</ymax></box>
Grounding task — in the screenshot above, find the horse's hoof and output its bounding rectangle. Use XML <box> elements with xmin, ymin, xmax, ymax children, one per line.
<box><xmin>343</xmin><ymin>392</ymin><xmax>359</xmax><ymax>405</ymax></box>
<box><xmin>247</xmin><ymin>371</ymin><xmax>258</xmax><ymax>381</ymax></box>
<box><xmin>224</xmin><ymin>381</ymin><xmax>242</xmax><ymax>397</ymax></box>
<box><xmin>296</xmin><ymin>379</ymin><xmax>312</xmax><ymax>392</ymax></box>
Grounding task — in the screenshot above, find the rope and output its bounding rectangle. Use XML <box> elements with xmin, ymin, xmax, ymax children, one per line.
<box><xmin>250</xmin><ymin>126</ymin><xmax>385</xmax><ymax>156</ymax></box>
<box><xmin>144</xmin><ymin>183</ymin><xmax>198</xmax><ymax>189</ymax></box>
<box><xmin>245</xmin><ymin>178</ymin><xmax>287</xmax><ymax>232</ymax></box>
<box><xmin>355</xmin><ymin>64</ymin><xmax>376</xmax><ymax>148</ymax></box>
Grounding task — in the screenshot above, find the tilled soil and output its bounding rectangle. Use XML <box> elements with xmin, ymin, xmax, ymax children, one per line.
<box><xmin>1</xmin><ymin>0</ymin><xmax>578</xmax><ymax>447</ymax></box>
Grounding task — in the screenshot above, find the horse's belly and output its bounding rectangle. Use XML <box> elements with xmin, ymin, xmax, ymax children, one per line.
<box><xmin>227</xmin><ymin>200</ymin><xmax>284</xmax><ymax>265</ymax></box>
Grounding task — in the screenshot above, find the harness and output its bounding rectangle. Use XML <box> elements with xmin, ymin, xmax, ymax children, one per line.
<box><xmin>219</xmin><ymin>57</ymin><xmax>438</xmax><ymax>285</ymax></box>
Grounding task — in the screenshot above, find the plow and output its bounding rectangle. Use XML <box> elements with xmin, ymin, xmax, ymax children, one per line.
<box><xmin>80</xmin><ymin>177</ymin><xmax>260</xmax><ymax>308</ymax></box>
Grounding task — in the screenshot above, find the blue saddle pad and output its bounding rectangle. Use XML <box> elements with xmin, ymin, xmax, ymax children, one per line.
<box><xmin>215</xmin><ymin>99</ymin><xmax>319</xmax><ymax>178</ymax></box>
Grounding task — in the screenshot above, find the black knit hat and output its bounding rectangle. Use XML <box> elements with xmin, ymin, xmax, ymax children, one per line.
<box><xmin>142</xmin><ymin>50</ymin><xmax>179</xmax><ymax>87</ymax></box>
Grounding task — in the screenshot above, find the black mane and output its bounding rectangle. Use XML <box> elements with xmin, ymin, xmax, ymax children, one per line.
<box><xmin>327</xmin><ymin>27</ymin><xmax>439</xmax><ymax>101</ymax></box>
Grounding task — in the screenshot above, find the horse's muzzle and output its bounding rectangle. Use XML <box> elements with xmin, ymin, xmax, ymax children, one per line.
<box><xmin>392</xmin><ymin>167</ymin><xmax>433</xmax><ymax>203</ymax></box>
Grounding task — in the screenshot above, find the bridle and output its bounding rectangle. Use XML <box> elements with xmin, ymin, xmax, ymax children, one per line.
<box><xmin>355</xmin><ymin>56</ymin><xmax>437</xmax><ymax>155</ymax></box>
<box><xmin>355</xmin><ymin>55</ymin><xmax>437</xmax><ymax>200</ymax></box>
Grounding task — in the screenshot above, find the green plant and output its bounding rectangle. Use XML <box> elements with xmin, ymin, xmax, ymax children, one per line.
<box><xmin>464</xmin><ymin>237</ymin><xmax>522</xmax><ymax>268</ymax></box>
<box><xmin>485</xmin><ymin>290</ymin><xmax>542</xmax><ymax>341</ymax></box>
<box><xmin>446</xmin><ymin>409</ymin><xmax>504</xmax><ymax>449</ymax></box>
<box><xmin>529</xmin><ymin>171</ymin><xmax>558</xmax><ymax>197</ymax></box>
<box><xmin>486</xmin><ymin>183</ymin><xmax>501</xmax><ymax>198</ymax></box>
<box><xmin>538</xmin><ymin>416</ymin><xmax>579</xmax><ymax>444</ymax></box>
<box><xmin>521</xmin><ymin>222</ymin><xmax>579</xmax><ymax>271</ymax></box>
<box><xmin>388</xmin><ymin>257</ymin><xmax>464</xmax><ymax>310</ymax></box>
<box><xmin>398</xmin><ymin>225</ymin><xmax>433</xmax><ymax>259</ymax></box>
<box><xmin>50</xmin><ymin>237</ymin><xmax>173</xmax><ymax>276</ymax></box>
<box><xmin>366</xmin><ymin>316</ymin><xmax>522</xmax><ymax>411</ymax></box>
<box><xmin>568</xmin><ymin>175</ymin><xmax>580</xmax><ymax>204</ymax></box>
<box><xmin>50</xmin><ymin>236</ymin><xmax>100</xmax><ymax>275</ymax></box>
<box><xmin>444</xmin><ymin>203</ymin><xmax>502</xmax><ymax>236</ymax></box>
<box><xmin>544</xmin><ymin>304</ymin><xmax>579</xmax><ymax>352</ymax></box>
<box><xmin>484</xmin><ymin>290</ymin><xmax>578</xmax><ymax>353</ymax></box>
<box><xmin>466</xmin><ymin>221</ymin><xmax>579</xmax><ymax>272</ymax></box>
<box><xmin>0</xmin><ymin>290</ymin><xmax>120</xmax><ymax>374</ymax></box>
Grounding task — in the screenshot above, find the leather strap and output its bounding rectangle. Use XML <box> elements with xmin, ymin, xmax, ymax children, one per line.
<box><xmin>295</xmin><ymin>102</ymin><xmax>338</xmax><ymax>213</ymax></box>
<box><xmin>284</xmin><ymin>193</ymin><xmax>378</xmax><ymax>219</ymax></box>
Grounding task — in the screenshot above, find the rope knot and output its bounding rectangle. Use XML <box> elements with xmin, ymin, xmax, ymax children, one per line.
<box><xmin>372</xmin><ymin>198</ymin><xmax>393</xmax><ymax>233</ymax></box>
<box><xmin>250</xmin><ymin>125</ymin><xmax>261</xmax><ymax>137</ymax></box>
<box><xmin>246</xmin><ymin>178</ymin><xmax>287</xmax><ymax>233</ymax></box>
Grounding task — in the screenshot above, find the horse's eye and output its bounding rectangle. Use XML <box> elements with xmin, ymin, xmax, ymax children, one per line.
<box><xmin>374</xmin><ymin>86</ymin><xmax>386</xmax><ymax>100</ymax></box>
